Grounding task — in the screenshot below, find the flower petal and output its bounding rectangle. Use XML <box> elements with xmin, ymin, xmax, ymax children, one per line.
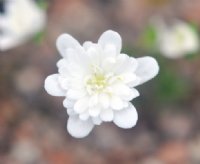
<box><xmin>120</xmin><ymin>88</ymin><xmax>140</xmax><ymax>101</ymax></box>
<box><xmin>112</xmin><ymin>84</ymin><xmax>140</xmax><ymax>101</ymax></box>
<box><xmin>88</xmin><ymin>94</ymin><xmax>98</xmax><ymax>107</ymax></box>
<box><xmin>58</xmin><ymin>78</ymin><xmax>69</xmax><ymax>90</ymax></box>
<box><xmin>135</xmin><ymin>56</ymin><xmax>159</xmax><ymax>85</ymax></box>
<box><xmin>67</xmin><ymin>89</ymin><xmax>86</xmax><ymax>100</ymax></box>
<box><xmin>0</xmin><ymin>34</ymin><xmax>22</xmax><ymax>51</ymax></box>
<box><xmin>98</xmin><ymin>30</ymin><xmax>122</xmax><ymax>54</ymax></box>
<box><xmin>113</xmin><ymin>103</ymin><xmax>138</xmax><ymax>129</ymax></box>
<box><xmin>63</xmin><ymin>99</ymin><xmax>75</xmax><ymax>108</ymax></box>
<box><xmin>83</xmin><ymin>41</ymin><xmax>94</xmax><ymax>50</ymax></box>
<box><xmin>44</xmin><ymin>74</ymin><xmax>65</xmax><ymax>96</ymax></box>
<box><xmin>56</xmin><ymin>58</ymin><xmax>68</xmax><ymax>68</ymax></box>
<box><xmin>66</xmin><ymin>108</ymin><xmax>76</xmax><ymax>116</ymax></box>
<box><xmin>79</xmin><ymin>112</ymin><xmax>90</xmax><ymax>121</ymax></box>
<box><xmin>67</xmin><ymin>116</ymin><xmax>94</xmax><ymax>138</ymax></box>
<box><xmin>100</xmin><ymin>109</ymin><xmax>114</xmax><ymax>122</ymax></box>
<box><xmin>74</xmin><ymin>97</ymin><xmax>89</xmax><ymax>114</ymax></box>
<box><xmin>56</xmin><ymin>34</ymin><xmax>81</xmax><ymax>57</ymax></box>
<box><xmin>92</xmin><ymin>117</ymin><xmax>102</xmax><ymax>125</ymax></box>
<box><xmin>99</xmin><ymin>93</ymin><xmax>110</xmax><ymax>109</ymax></box>
<box><xmin>89</xmin><ymin>107</ymin><xmax>101</xmax><ymax>117</ymax></box>
<box><xmin>115</xmin><ymin>55</ymin><xmax>138</xmax><ymax>74</ymax></box>
<box><xmin>110</xmin><ymin>96</ymin><xmax>125</xmax><ymax>110</ymax></box>
<box><xmin>120</xmin><ymin>73</ymin><xmax>140</xmax><ymax>87</ymax></box>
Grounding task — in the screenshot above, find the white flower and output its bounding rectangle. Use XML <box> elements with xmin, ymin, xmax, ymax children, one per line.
<box><xmin>157</xmin><ymin>20</ymin><xmax>199</xmax><ymax>58</ymax></box>
<box><xmin>44</xmin><ymin>30</ymin><xmax>159</xmax><ymax>138</ymax></box>
<box><xmin>0</xmin><ymin>0</ymin><xmax>46</xmax><ymax>51</ymax></box>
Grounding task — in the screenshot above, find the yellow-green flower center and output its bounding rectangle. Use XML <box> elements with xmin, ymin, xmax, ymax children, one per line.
<box><xmin>175</xmin><ymin>29</ymin><xmax>185</xmax><ymax>45</ymax></box>
<box><xmin>86</xmin><ymin>73</ymin><xmax>107</xmax><ymax>94</ymax></box>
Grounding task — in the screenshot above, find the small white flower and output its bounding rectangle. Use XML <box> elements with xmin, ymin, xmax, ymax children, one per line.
<box><xmin>157</xmin><ymin>20</ymin><xmax>199</xmax><ymax>58</ymax></box>
<box><xmin>0</xmin><ymin>0</ymin><xmax>46</xmax><ymax>51</ymax></box>
<box><xmin>44</xmin><ymin>30</ymin><xmax>159</xmax><ymax>138</ymax></box>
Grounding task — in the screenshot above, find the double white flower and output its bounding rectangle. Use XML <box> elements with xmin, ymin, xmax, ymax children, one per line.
<box><xmin>157</xmin><ymin>21</ymin><xmax>199</xmax><ymax>58</ymax></box>
<box><xmin>45</xmin><ymin>30</ymin><xmax>159</xmax><ymax>138</ymax></box>
<box><xmin>0</xmin><ymin>0</ymin><xmax>46</xmax><ymax>51</ymax></box>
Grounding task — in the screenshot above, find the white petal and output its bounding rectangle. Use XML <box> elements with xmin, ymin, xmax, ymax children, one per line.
<box><xmin>115</xmin><ymin>55</ymin><xmax>138</xmax><ymax>74</ymax></box>
<box><xmin>98</xmin><ymin>30</ymin><xmax>122</xmax><ymax>54</ymax></box>
<box><xmin>103</xmin><ymin>44</ymin><xmax>117</xmax><ymax>58</ymax></box>
<box><xmin>112</xmin><ymin>84</ymin><xmax>140</xmax><ymax>101</ymax></box>
<box><xmin>120</xmin><ymin>87</ymin><xmax>140</xmax><ymax>101</ymax></box>
<box><xmin>0</xmin><ymin>35</ymin><xmax>22</xmax><ymax>51</ymax></box>
<box><xmin>120</xmin><ymin>73</ymin><xmax>140</xmax><ymax>87</ymax></box>
<box><xmin>100</xmin><ymin>109</ymin><xmax>114</xmax><ymax>122</ymax></box>
<box><xmin>110</xmin><ymin>96</ymin><xmax>125</xmax><ymax>110</ymax></box>
<box><xmin>79</xmin><ymin>112</ymin><xmax>90</xmax><ymax>121</ymax></box>
<box><xmin>63</xmin><ymin>99</ymin><xmax>75</xmax><ymax>108</ymax></box>
<box><xmin>66</xmin><ymin>48</ymin><xmax>88</xmax><ymax>67</ymax></box>
<box><xmin>128</xmin><ymin>88</ymin><xmax>140</xmax><ymax>100</ymax></box>
<box><xmin>58</xmin><ymin>66</ymin><xmax>69</xmax><ymax>76</ymax></box>
<box><xmin>89</xmin><ymin>107</ymin><xmax>101</xmax><ymax>117</ymax></box>
<box><xmin>66</xmin><ymin>108</ymin><xmax>76</xmax><ymax>116</ymax></box>
<box><xmin>44</xmin><ymin>74</ymin><xmax>65</xmax><ymax>96</ymax></box>
<box><xmin>67</xmin><ymin>116</ymin><xmax>94</xmax><ymax>138</ymax></box>
<box><xmin>135</xmin><ymin>56</ymin><xmax>159</xmax><ymax>85</ymax></box>
<box><xmin>58</xmin><ymin>76</ymin><xmax>69</xmax><ymax>90</ymax></box>
<box><xmin>62</xmin><ymin>54</ymin><xmax>88</xmax><ymax>78</ymax></box>
<box><xmin>92</xmin><ymin>117</ymin><xmax>102</xmax><ymax>125</ymax></box>
<box><xmin>56</xmin><ymin>34</ymin><xmax>81</xmax><ymax>57</ymax></box>
<box><xmin>56</xmin><ymin>58</ymin><xmax>67</xmax><ymax>68</ymax></box>
<box><xmin>119</xmin><ymin>87</ymin><xmax>140</xmax><ymax>101</ymax></box>
<box><xmin>83</xmin><ymin>41</ymin><xmax>94</xmax><ymax>50</ymax></box>
<box><xmin>67</xmin><ymin>89</ymin><xmax>86</xmax><ymax>100</ymax></box>
<box><xmin>89</xmin><ymin>94</ymin><xmax>98</xmax><ymax>107</ymax></box>
<box><xmin>102</xmin><ymin>57</ymin><xmax>118</xmax><ymax>73</ymax></box>
<box><xmin>127</xmin><ymin>76</ymin><xmax>141</xmax><ymax>88</ymax></box>
<box><xmin>123</xmin><ymin>102</ymin><xmax>129</xmax><ymax>108</ymax></box>
<box><xmin>74</xmin><ymin>97</ymin><xmax>89</xmax><ymax>114</ymax></box>
<box><xmin>113</xmin><ymin>104</ymin><xmax>138</xmax><ymax>129</ymax></box>
<box><xmin>99</xmin><ymin>93</ymin><xmax>110</xmax><ymax>108</ymax></box>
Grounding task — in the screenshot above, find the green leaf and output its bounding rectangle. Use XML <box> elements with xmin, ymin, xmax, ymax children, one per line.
<box><xmin>36</xmin><ymin>0</ymin><xmax>48</xmax><ymax>10</ymax></box>
<box><xmin>185</xmin><ymin>52</ymin><xmax>199</xmax><ymax>60</ymax></box>
<box><xmin>33</xmin><ymin>30</ymin><xmax>45</xmax><ymax>44</ymax></box>
<box><xmin>155</xmin><ymin>62</ymin><xmax>188</xmax><ymax>103</ymax></box>
<box><xmin>140</xmin><ymin>25</ymin><xmax>157</xmax><ymax>49</ymax></box>
<box><xmin>188</xmin><ymin>22</ymin><xmax>199</xmax><ymax>33</ymax></box>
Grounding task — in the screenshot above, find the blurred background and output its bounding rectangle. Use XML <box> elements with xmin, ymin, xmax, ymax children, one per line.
<box><xmin>1</xmin><ymin>0</ymin><xmax>200</xmax><ymax>164</ymax></box>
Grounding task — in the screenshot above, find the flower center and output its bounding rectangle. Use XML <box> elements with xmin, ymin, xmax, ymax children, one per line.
<box><xmin>85</xmin><ymin>64</ymin><xmax>122</xmax><ymax>95</ymax></box>
<box><xmin>175</xmin><ymin>30</ymin><xmax>185</xmax><ymax>45</ymax></box>
<box><xmin>86</xmin><ymin>73</ymin><xmax>108</xmax><ymax>94</ymax></box>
